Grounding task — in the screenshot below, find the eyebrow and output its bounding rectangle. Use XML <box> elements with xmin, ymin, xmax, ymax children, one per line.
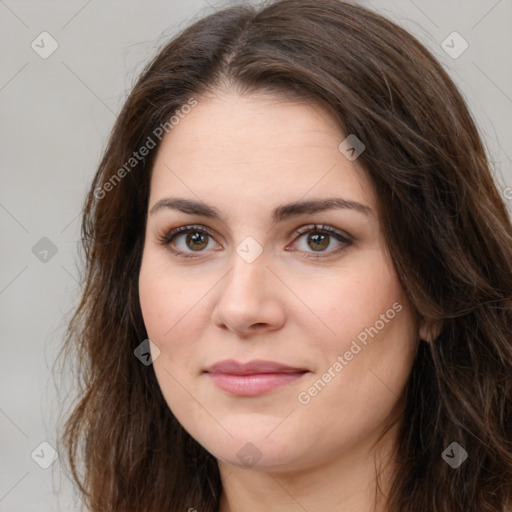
<box><xmin>149</xmin><ymin>197</ymin><xmax>372</xmax><ymax>224</ymax></box>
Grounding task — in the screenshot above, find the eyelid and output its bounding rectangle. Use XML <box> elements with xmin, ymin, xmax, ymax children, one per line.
<box><xmin>160</xmin><ymin>224</ymin><xmax>217</xmax><ymax>245</ymax></box>
<box><xmin>158</xmin><ymin>223</ymin><xmax>353</xmax><ymax>259</ymax></box>
<box><xmin>286</xmin><ymin>223</ymin><xmax>353</xmax><ymax>259</ymax></box>
<box><xmin>291</xmin><ymin>223</ymin><xmax>352</xmax><ymax>242</ymax></box>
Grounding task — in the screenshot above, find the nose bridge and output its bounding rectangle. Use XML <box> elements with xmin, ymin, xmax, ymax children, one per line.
<box><xmin>212</xmin><ymin>239</ymin><xmax>284</xmax><ymax>333</ymax></box>
<box><xmin>222</xmin><ymin>242</ymin><xmax>269</xmax><ymax>304</ymax></box>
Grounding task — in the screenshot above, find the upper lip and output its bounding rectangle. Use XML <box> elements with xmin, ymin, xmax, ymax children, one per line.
<box><xmin>205</xmin><ymin>359</ymin><xmax>308</xmax><ymax>375</ymax></box>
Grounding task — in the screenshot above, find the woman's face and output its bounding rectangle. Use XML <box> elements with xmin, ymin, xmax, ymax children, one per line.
<box><xmin>139</xmin><ymin>90</ymin><xmax>420</xmax><ymax>472</ymax></box>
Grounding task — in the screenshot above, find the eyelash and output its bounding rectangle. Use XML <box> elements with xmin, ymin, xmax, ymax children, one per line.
<box><xmin>158</xmin><ymin>223</ymin><xmax>353</xmax><ymax>260</ymax></box>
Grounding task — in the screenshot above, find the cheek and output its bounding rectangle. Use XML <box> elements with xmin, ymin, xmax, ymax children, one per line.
<box><xmin>293</xmin><ymin>252</ymin><xmax>417</xmax><ymax>403</ymax></box>
<box><xmin>138</xmin><ymin>253</ymin><xmax>203</xmax><ymax>413</ymax></box>
<box><xmin>294</xmin><ymin>301</ymin><xmax>417</xmax><ymax>458</ymax></box>
<box><xmin>138</xmin><ymin>261</ymin><xmax>170</xmax><ymax>341</ymax></box>
<box><xmin>138</xmin><ymin>251</ymin><xmax>199</xmax><ymax>345</ymax></box>
<box><xmin>295</xmin><ymin>250</ymin><xmax>404</xmax><ymax>347</ymax></box>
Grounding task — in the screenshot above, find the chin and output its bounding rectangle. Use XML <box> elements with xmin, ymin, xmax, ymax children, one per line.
<box><xmin>189</xmin><ymin>421</ymin><xmax>307</xmax><ymax>471</ymax></box>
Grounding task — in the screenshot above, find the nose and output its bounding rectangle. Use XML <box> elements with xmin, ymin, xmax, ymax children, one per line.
<box><xmin>211</xmin><ymin>249</ymin><xmax>286</xmax><ymax>337</ymax></box>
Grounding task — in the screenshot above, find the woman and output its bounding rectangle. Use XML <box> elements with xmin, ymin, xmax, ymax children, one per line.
<box><xmin>58</xmin><ymin>0</ymin><xmax>512</xmax><ymax>511</ymax></box>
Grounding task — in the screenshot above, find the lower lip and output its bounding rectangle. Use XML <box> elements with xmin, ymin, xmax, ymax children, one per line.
<box><xmin>206</xmin><ymin>372</ymin><xmax>307</xmax><ymax>396</ymax></box>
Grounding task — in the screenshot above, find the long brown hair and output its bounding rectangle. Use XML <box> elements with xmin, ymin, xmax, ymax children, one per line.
<box><xmin>57</xmin><ymin>0</ymin><xmax>512</xmax><ymax>510</ymax></box>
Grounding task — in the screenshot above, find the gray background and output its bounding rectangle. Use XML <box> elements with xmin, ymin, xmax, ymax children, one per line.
<box><xmin>0</xmin><ymin>0</ymin><xmax>510</xmax><ymax>510</ymax></box>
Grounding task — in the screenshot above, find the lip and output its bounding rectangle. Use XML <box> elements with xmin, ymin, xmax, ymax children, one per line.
<box><xmin>204</xmin><ymin>359</ymin><xmax>309</xmax><ymax>397</ymax></box>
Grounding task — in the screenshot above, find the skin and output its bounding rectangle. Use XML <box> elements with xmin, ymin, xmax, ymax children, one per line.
<box><xmin>138</xmin><ymin>89</ymin><xmax>431</xmax><ymax>511</ymax></box>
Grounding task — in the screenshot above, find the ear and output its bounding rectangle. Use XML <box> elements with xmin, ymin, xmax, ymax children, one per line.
<box><xmin>419</xmin><ymin>318</ymin><xmax>442</xmax><ymax>342</ymax></box>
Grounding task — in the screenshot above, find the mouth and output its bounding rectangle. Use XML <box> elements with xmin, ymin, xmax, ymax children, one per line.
<box><xmin>203</xmin><ymin>359</ymin><xmax>309</xmax><ymax>397</ymax></box>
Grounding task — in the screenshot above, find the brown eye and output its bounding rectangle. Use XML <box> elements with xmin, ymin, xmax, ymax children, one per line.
<box><xmin>161</xmin><ymin>225</ymin><xmax>219</xmax><ymax>258</ymax></box>
<box><xmin>306</xmin><ymin>231</ymin><xmax>330</xmax><ymax>251</ymax></box>
<box><xmin>289</xmin><ymin>224</ymin><xmax>353</xmax><ymax>259</ymax></box>
<box><xmin>185</xmin><ymin>231</ymin><xmax>209</xmax><ymax>251</ymax></box>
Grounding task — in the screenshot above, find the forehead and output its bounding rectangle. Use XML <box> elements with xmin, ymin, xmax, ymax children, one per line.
<box><xmin>149</xmin><ymin>91</ymin><xmax>375</xmax><ymax>214</ymax></box>
<box><xmin>159</xmin><ymin>90</ymin><xmax>344</xmax><ymax>151</ymax></box>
